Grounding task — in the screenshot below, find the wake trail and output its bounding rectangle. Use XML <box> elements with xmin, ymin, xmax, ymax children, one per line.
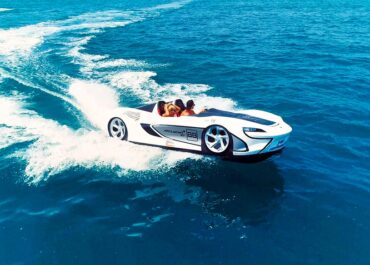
<box><xmin>145</xmin><ymin>0</ymin><xmax>193</xmax><ymax>11</ymax></box>
<box><xmin>0</xmin><ymin>68</ymin><xmax>81</xmax><ymax>112</ymax></box>
<box><xmin>0</xmin><ymin>0</ymin><xmax>224</xmax><ymax>182</ymax></box>
<box><xmin>0</xmin><ymin>1</ymin><xmax>192</xmax><ymax>60</ymax></box>
<box><xmin>0</xmin><ymin>0</ymin><xmax>198</xmax><ymax>117</ymax></box>
<box><xmin>0</xmin><ymin>8</ymin><xmax>12</xmax><ymax>12</ymax></box>
<box><xmin>0</xmin><ymin>95</ymin><xmax>200</xmax><ymax>183</ymax></box>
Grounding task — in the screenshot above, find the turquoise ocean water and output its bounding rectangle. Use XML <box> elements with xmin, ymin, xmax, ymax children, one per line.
<box><xmin>0</xmin><ymin>0</ymin><xmax>370</xmax><ymax>264</ymax></box>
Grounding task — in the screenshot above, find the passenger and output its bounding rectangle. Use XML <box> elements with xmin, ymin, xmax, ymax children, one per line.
<box><xmin>157</xmin><ymin>101</ymin><xmax>166</xmax><ymax>116</ymax></box>
<box><xmin>162</xmin><ymin>103</ymin><xmax>178</xmax><ymax>117</ymax></box>
<box><xmin>174</xmin><ymin>99</ymin><xmax>186</xmax><ymax>116</ymax></box>
<box><xmin>181</xmin><ymin>100</ymin><xmax>196</xmax><ymax>116</ymax></box>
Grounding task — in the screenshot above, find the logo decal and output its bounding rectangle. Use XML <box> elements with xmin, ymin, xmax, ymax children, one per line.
<box><xmin>163</xmin><ymin>129</ymin><xmax>186</xmax><ymax>137</ymax></box>
<box><xmin>186</xmin><ymin>129</ymin><xmax>198</xmax><ymax>141</ymax></box>
<box><xmin>153</xmin><ymin>125</ymin><xmax>202</xmax><ymax>146</ymax></box>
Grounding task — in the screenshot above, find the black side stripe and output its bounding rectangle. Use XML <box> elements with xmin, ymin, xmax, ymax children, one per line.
<box><xmin>140</xmin><ymin>123</ymin><xmax>161</xmax><ymax>137</ymax></box>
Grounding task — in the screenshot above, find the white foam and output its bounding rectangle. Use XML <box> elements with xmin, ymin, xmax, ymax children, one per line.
<box><xmin>66</xmin><ymin>36</ymin><xmax>146</xmax><ymax>76</ymax></box>
<box><xmin>0</xmin><ymin>9</ymin><xmax>142</xmax><ymax>61</ymax></box>
<box><xmin>95</xmin><ymin>59</ymin><xmax>146</xmax><ymax>69</ymax></box>
<box><xmin>59</xmin><ymin>11</ymin><xmax>233</xmax><ymax>113</ymax></box>
<box><xmin>146</xmin><ymin>0</ymin><xmax>192</xmax><ymax>11</ymax></box>
<box><xmin>68</xmin><ymin>79</ymin><xmax>119</xmax><ymax>129</ymax></box>
<box><xmin>0</xmin><ymin>68</ymin><xmax>80</xmax><ymax>111</ymax></box>
<box><xmin>0</xmin><ymin>24</ymin><xmax>59</xmax><ymax>57</ymax></box>
<box><xmin>0</xmin><ymin>8</ymin><xmax>12</xmax><ymax>12</ymax></box>
<box><xmin>0</xmin><ymin>127</ymin><xmax>32</xmax><ymax>150</ymax></box>
<box><xmin>109</xmin><ymin>70</ymin><xmax>236</xmax><ymax>111</ymax></box>
<box><xmin>67</xmin><ymin>36</ymin><xmax>108</xmax><ymax>75</ymax></box>
<box><xmin>0</xmin><ymin>0</ymin><xmax>237</xmax><ymax>182</ymax></box>
<box><xmin>1</xmin><ymin>95</ymin><xmax>199</xmax><ymax>183</ymax></box>
<box><xmin>21</xmin><ymin>130</ymin><xmax>164</xmax><ymax>183</ymax></box>
<box><xmin>0</xmin><ymin>97</ymin><xmax>37</xmax><ymax>149</ymax></box>
<box><xmin>109</xmin><ymin>71</ymin><xmax>159</xmax><ymax>99</ymax></box>
<box><xmin>0</xmin><ymin>1</ymin><xmax>191</xmax><ymax>61</ymax></box>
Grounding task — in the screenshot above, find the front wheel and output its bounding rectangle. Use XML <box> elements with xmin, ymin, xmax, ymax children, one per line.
<box><xmin>108</xmin><ymin>117</ymin><xmax>128</xmax><ymax>140</ymax></box>
<box><xmin>202</xmin><ymin>125</ymin><xmax>232</xmax><ymax>155</ymax></box>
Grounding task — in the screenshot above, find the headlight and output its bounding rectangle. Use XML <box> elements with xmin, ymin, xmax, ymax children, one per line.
<box><xmin>243</xmin><ymin>127</ymin><xmax>265</xmax><ymax>134</ymax></box>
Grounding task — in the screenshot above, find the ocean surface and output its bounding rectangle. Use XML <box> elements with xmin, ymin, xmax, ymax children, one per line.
<box><xmin>0</xmin><ymin>0</ymin><xmax>370</xmax><ymax>264</ymax></box>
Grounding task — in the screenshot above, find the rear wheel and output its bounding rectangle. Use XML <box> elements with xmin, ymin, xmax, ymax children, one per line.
<box><xmin>202</xmin><ymin>125</ymin><xmax>232</xmax><ymax>155</ymax></box>
<box><xmin>108</xmin><ymin>117</ymin><xmax>127</xmax><ymax>140</ymax></box>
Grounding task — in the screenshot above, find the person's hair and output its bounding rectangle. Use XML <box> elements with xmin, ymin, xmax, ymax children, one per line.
<box><xmin>158</xmin><ymin>101</ymin><xmax>166</xmax><ymax>115</ymax></box>
<box><xmin>168</xmin><ymin>104</ymin><xmax>177</xmax><ymax>113</ymax></box>
<box><xmin>174</xmin><ymin>99</ymin><xmax>186</xmax><ymax>111</ymax></box>
<box><xmin>168</xmin><ymin>104</ymin><xmax>176</xmax><ymax>117</ymax></box>
<box><xmin>186</xmin><ymin>100</ymin><xmax>195</xmax><ymax>109</ymax></box>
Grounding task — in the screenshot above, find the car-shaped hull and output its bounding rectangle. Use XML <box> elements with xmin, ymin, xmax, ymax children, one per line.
<box><xmin>107</xmin><ymin>103</ymin><xmax>292</xmax><ymax>159</ymax></box>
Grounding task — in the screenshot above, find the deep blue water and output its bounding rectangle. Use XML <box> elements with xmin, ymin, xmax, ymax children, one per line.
<box><xmin>1</xmin><ymin>0</ymin><xmax>370</xmax><ymax>264</ymax></box>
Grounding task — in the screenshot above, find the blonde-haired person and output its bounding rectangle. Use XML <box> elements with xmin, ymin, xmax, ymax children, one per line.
<box><xmin>162</xmin><ymin>103</ymin><xmax>178</xmax><ymax>117</ymax></box>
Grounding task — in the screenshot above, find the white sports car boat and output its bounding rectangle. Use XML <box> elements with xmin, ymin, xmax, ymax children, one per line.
<box><xmin>106</xmin><ymin>102</ymin><xmax>292</xmax><ymax>160</ymax></box>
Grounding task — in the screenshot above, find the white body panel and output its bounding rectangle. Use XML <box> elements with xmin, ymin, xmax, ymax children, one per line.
<box><xmin>106</xmin><ymin>103</ymin><xmax>292</xmax><ymax>158</ymax></box>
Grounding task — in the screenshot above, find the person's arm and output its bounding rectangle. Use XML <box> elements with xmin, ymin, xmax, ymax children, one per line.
<box><xmin>162</xmin><ymin>112</ymin><xmax>172</xmax><ymax>117</ymax></box>
<box><xmin>198</xmin><ymin>108</ymin><xmax>207</xmax><ymax>113</ymax></box>
<box><xmin>174</xmin><ymin>105</ymin><xmax>181</xmax><ymax>112</ymax></box>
